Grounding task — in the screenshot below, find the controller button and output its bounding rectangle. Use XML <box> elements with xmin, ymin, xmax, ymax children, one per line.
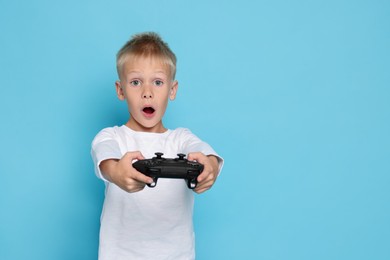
<box><xmin>155</xmin><ymin>152</ymin><xmax>164</xmax><ymax>159</ymax></box>
<box><xmin>177</xmin><ymin>153</ymin><xmax>186</xmax><ymax>160</ymax></box>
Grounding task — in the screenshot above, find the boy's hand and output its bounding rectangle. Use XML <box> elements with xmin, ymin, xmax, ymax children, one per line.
<box><xmin>187</xmin><ymin>152</ymin><xmax>220</xmax><ymax>194</ymax></box>
<box><xmin>99</xmin><ymin>151</ymin><xmax>154</xmax><ymax>193</ymax></box>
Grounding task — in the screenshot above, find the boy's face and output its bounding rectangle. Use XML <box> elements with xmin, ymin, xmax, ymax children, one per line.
<box><xmin>115</xmin><ymin>56</ymin><xmax>178</xmax><ymax>133</ymax></box>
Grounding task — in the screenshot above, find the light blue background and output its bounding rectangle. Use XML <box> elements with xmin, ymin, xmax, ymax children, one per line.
<box><xmin>1</xmin><ymin>0</ymin><xmax>389</xmax><ymax>259</ymax></box>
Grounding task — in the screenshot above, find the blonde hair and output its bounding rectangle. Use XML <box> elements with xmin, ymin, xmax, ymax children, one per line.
<box><xmin>116</xmin><ymin>32</ymin><xmax>177</xmax><ymax>79</ymax></box>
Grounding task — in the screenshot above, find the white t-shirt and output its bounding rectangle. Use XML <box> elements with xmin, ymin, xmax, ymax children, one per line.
<box><xmin>91</xmin><ymin>125</ymin><xmax>222</xmax><ymax>260</ymax></box>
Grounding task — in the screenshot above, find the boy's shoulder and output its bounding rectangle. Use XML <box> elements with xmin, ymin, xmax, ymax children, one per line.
<box><xmin>95</xmin><ymin>125</ymin><xmax>122</xmax><ymax>136</ymax></box>
<box><xmin>92</xmin><ymin>126</ymin><xmax>122</xmax><ymax>144</ymax></box>
<box><xmin>171</xmin><ymin>127</ymin><xmax>190</xmax><ymax>134</ymax></box>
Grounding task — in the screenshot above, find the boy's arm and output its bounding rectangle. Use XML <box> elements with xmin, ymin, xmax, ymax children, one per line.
<box><xmin>187</xmin><ymin>152</ymin><xmax>221</xmax><ymax>194</ymax></box>
<box><xmin>99</xmin><ymin>151</ymin><xmax>154</xmax><ymax>193</ymax></box>
<box><xmin>91</xmin><ymin>128</ymin><xmax>152</xmax><ymax>192</ymax></box>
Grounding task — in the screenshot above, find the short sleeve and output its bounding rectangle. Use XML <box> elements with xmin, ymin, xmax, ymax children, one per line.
<box><xmin>91</xmin><ymin>128</ymin><xmax>122</xmax><ymax>182</ymax></box>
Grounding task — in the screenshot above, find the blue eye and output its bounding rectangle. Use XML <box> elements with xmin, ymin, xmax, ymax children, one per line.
<box><xmin>130</xmin><ymin>80</ymin><xmax>141</xmax><ymax>86</ymax></box>
<box><xmin>154</xmin><ymin>80</ymin><xmax>164</xmax><ymax>86</ymax></box>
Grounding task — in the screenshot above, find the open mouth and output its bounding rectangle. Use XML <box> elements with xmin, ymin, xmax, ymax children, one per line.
<box><xmin>143</xmin><ymin>107</ymin><xmax>155</xmax><ymax>115</ymax></box>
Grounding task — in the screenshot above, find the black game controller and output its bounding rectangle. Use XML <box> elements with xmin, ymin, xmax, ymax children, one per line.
<box><xmin>132</xmin><ymin>152</ymin><xmax>204</xmax><ymax>189</ymax></box>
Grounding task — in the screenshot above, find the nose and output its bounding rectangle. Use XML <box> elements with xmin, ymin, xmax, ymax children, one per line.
<box><xmin>142</xmin><ymin>85</ymin><xmax>153</xmax><ymax>99</ymax></box>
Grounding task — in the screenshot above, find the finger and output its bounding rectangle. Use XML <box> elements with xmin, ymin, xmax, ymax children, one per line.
<box><xmin>197</xmin><ymin>169</ymin><xmax>209</xmax><ymax>183</ymax></box>
<box><xmin>194</xmin><ymin>183</ymin><xmax>212</xmax><ymax>194</ymax></box>
<box><xmin>124</xmin><ymin>180</ymin><xmax>146</xmax><ymax>193</ymax></box>
<box><xmin>133</xmin><ymin>151</ymin><xmax>145</xmax><ymax>161</ymax></box>
<box><xmin>124</xmin><ymin>151</ymin><xmax>145</xmax><ymax>161</ymax></box>
<box><xmin>187</xmin><ymin>152</ymin><xmax>205</xmax><ymax>162</ymax></box>
<box><xmin>197</xmin><ymin>162</ymin><xmax>215</xmax><ymax>182</ymax></box>
<box><xmin>132</xmin><ymin>170</ymin><xmax>154</xmax><ymax>184</ymax></box>
<box><xmin>187</xmin><ymin>153</ymin><xmax>207</xmax><ymax>181</ymax></box>
<box><xmin>197</xmin><ymin>171</ymin><xmax>217</xmax><ymax>191</ymax></box>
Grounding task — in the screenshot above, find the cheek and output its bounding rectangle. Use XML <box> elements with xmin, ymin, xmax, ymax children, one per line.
<box><xmin>158</xmin><ymin>96</ymin><xmax>170</xmax><ymax>112</ymax></box>
<box><xmin>124</xmin><ymin>95</ymin><xmax>138</xmax><ymax>110</ymax></box>
<box><xmin>160</xmin><ymin>98</ymin><xmax>169</xmax><ymax>108</ymax></box>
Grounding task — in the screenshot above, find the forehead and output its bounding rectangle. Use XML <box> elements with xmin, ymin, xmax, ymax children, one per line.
<box><xmin>121</xmin><ymin>54</ymin><xmax>172</xmax><ymax>76</ymax></box>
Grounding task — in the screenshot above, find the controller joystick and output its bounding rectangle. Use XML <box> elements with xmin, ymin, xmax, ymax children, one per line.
<box><xmin>154</xmin><ymin>152</ymin><xmax>164</xmax><ymax>159</ymax></box>
<box><xmin>132</xmin><ymin>152</ymin><xmax>204</xmax><ymax>189</ymax></box>
<box><xmin>177</xmin><ymin>153</ymin><xmax>186</xmax><ymax>160</ymax></box>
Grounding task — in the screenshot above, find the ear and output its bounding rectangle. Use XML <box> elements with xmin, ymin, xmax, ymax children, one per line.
<box><xmin>115</xmin><ymin>81</ymin><xmax>125</xmax><ymax>100</ymax></box>
<box><xmin>169</xmin><ymin>80</ymin><xmax>178</xmax><ymax>101</ymax></box>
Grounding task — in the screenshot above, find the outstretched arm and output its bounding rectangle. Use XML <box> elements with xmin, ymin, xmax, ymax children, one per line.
<box><xmin>100</xmin><ymin>151</ymin><xmax>154</xmax><ymax>193</ymax></box>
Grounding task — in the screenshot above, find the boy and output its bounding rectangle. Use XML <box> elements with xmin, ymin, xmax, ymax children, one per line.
<box><xmin>91</xmin><ymin>32</ymin><xmax>223</xmax><ymax>259</ymax></box>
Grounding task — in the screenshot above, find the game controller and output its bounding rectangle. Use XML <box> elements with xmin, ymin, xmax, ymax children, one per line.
<box><xmin>132</xmin><ymin>152</ymin><xmax>204</xmax><ymax>189</ymax></box>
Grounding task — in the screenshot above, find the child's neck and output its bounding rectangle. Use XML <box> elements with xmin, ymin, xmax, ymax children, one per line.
<box><xmin>125</xmin><ymin>120</ymin><xmax>167</xmax><ymax>133</ymax></box>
